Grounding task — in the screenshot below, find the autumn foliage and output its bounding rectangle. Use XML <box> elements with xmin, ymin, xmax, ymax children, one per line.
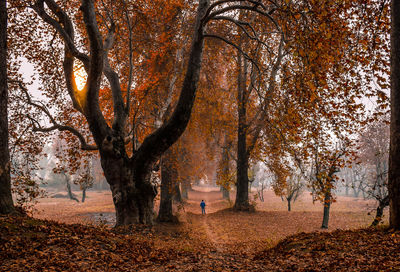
<box><xmin>1</xmin><ymin>0</ymin><xmax>399</xmax><ymax>270</ymax></box>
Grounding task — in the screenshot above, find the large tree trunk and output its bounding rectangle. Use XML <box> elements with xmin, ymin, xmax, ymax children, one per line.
<box><xmin>157</xmin><ymin>151</ymin><xmax>178</xmax><ymax>223</ymax></box>
<box><xmin>98</xmin><ymin>0</ymin><xmax>208</xmax><ymax>226</ymax></box>
<box><xmin>389</xmin><ymin>0</ymin><xmax>400</xmax><ymax>230</ymax></box>
<box><xmin>101</xmin><ymin>153</ymin><xmax>156</xmax><ymax>226</ymax></box>
<box><xmin>234</xmin><ymin>53</ymin><xmax>251</xmax><ymax>211</ymax></box>
<box><xmin>234</xmin><ymin>99</ymin><xmax>250</xmax><ymax>210</ymax></box>
<box><xmin>321</xmin><ymin>190</ymin><xmax>331</xmax><ymax>229</ymax></box>
<box><xmin>32</xmin><ymin>0</ymin><xmax>209</xmax><ymax>226</ymax></box>
<box><xmin>0</xmin><ymin>0</ymin><xmax>14</xmax><ymax>214</ymax></box>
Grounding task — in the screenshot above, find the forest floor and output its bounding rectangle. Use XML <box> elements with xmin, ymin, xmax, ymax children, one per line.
<box><xmin>1</xmin><ymin>187</ymin><xmax>400</xmax><ymax>271</ymax></box>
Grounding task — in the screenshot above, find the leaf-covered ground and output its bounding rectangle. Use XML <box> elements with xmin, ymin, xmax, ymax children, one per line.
<box><xmin>1</xmin><ymin>214</ymin><xmax>400</xmax><ymax>271</ymax></box>
<box><xmin>1</xmin><ymin>187</ymin><xmax>398</xmax><ymax>271</ymax></box>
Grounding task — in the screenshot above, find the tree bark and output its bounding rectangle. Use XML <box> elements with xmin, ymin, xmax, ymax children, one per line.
<box><xmin>220</xmin><ymin>139</ymin><xmax>231</xmax><ymax>200</ymax></box>
<box><xmin>353</xmin><ymin>188</ymin><xmax>360</xmax><ymax>198</ymax></box>
<box><xmin>64</xmin><ymin>174</ymin><xmax>79</xmax><ymax>203</ymax></box>
<box><xmin>100</xmin><ymin>151</ymin><xmax>156</xmax><ymax>226</ymax></box>
<box><xmin>157</xmin><ymin>151</ymin><xmax>178</xmax><ymax>223</ymax></box>
<box><xmin>389</xmin><ymin>0</ymin><xmax>400</xmax><ymax>230</ymax></box>
<box><xmin>234</xmin><ymin>53</ymin><xmax>251</xmax><ymax>211</ymax></box>
<box><xmin>173</xmin><ymin>183</ymin><xmax>182</xmax><ymax>203</ymax></box>
<box><xmin>221</xmin><ymin>186</ymin><xmax>230</xmax><ymax>200</ymax></box>
<box><xmin>181</xmin><ymin>182</ymin><xmax>189</xmax><ymax>199</ymax></box>
<box><xmin>81</xmin><ymin>186</ymin><xmax>87</xmax><ymax>203</ymax></box>
<box><xmin>0</xmin><ymin>0</ymin><xmax>14</xmax><ymax>214</ymax></box>
<box><xmin>287</xmin><ymin>198</ymin><xmax>292</xmax><ymax>212</ymax></box>
<box><xmin>371</xmin><ymin>196</ymin><xmax>389</xmax><ymax>227</ymax></box>
<box><xmin>321</xmin><ymin>190</ymin><xmax>331</xmax><ymax>229</ymax></box>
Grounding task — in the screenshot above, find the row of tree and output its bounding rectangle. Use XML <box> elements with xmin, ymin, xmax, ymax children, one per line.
<box><xmin>0</xmin><ymin>0</ymin><xmax>399</xmax><ymax>231</ymax></box>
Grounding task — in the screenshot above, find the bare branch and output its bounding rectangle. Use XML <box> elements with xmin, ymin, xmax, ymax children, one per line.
<box><xmin>204</xmin><ymin>0</ymin><xmax>269</xmax><ymax>22</ymax></box>
<box><xmin>12</xmin><ymin>80</ymin><xmax>97</xmax><ymax>151</ymax></box>
<box><xmin>102</xmin><ymin>22</ymin><xmax>127</xmax><ymax>134</ymax></box>
<box><xmin>121</xmin><ymin>0</ymin><xmax>134</xmax><ymax>113</ymax></box>
<box><xmin>32</xmin><ymin>124</ymin><xmax>98</xmax><ymax>151</ymax></box>
<box><xmin>32</xmin><ymin>0</ymin><xmax>88</xmax><ymax>113</ymax></box>
<box><xmin>32</xmin><ymin>0</ymin><xmax>90</xmax><ymax>70</ymax></box>
<box><xmin>203</xmin><ymin>4</ymin><xmax>280</xmax><ymax>33</ymax></box>
<box><xmin>211</xmin><ymin>16</ymin><xmax>271</xmax><ymax>48</ymax></box>
<box><xmin>204</xmin><ymin>33</ymin><xmax>261</xmax><ymax>71</ymax></box>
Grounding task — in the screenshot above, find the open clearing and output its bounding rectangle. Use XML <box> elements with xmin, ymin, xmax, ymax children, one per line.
<box><xmin>33</xmin><ymin>186</ymin><xmax>383</xmax><ymax>253</ymax></box>
<box><xmin>2</xmin><ymin>186</ymin><xmax>398</xmax><ymax>271</ymax></box>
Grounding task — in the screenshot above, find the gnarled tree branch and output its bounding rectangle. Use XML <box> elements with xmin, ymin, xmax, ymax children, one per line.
<box><xmin>13</xmin><ymin>80</ymin><xmax>97</xmax><ymax>151</ymax></box>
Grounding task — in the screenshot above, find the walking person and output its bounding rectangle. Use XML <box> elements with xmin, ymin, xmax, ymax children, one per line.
<box><xmin>200</xmin><ymin>200</ymin><xmax>206</xmax><ymax>215</ymax></box>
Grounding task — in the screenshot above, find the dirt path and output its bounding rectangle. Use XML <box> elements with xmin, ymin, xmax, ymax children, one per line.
<box><xmin>172</xmin><ymin>212</ymin><xmax>258</xmax><ymax>272</ymax></box>
<box><xmin>183</xmin><ymin>186</ymin><xmax>230</xmax><ymax>252</ymax></box>
<box><xmin>202</xmin><ymin>215</ymin><xmax>225</xmax><ymax>253</ymax></box>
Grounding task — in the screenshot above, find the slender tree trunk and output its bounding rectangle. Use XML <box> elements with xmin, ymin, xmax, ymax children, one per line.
<box><xmin>389</xmin><ymin>0</ymin><xmax>400</xmax><ymax>230</ymax></box>
<box><xmin>65</xmin><ymin>174</ymin><xmax>79</xmax><ymax>203</ymax></box>
<box><xmin>220</xmin><ymin>139</ymin><xmax>230</xmax><ymax>200</ymax></box>
<box><xmin>321</xmin><ymin>190</ymin><xmax>331</xmax><ymax>229</ymax></box>
<box><xmin>0</xmin><ymin>0</ymin><xmax>14</xmax><ymax>215</ymax></box>
<box><xmin>221</xmin><ymin>186</ymin><xmax>230</xmax><ymax>200</ymax></box>
<box><xmin>181</xmin><ymin>182</ymin><xmax>189</xmax><ymax>199</ymax></box>
<box><xmin>81</xmin><ymin>186</ymin><xmax>87</xmax><ymax>203</ymax></box>
<box><xmin>173</xmin><ymin>183</ymin><xmax>182</xmax><ymax>203</ymax></box>
<box><xmin>287</xmin><ymin>198</ymin><xmax>292</xmax><ymax>212</ymax></box>
<box><xmin>258</xmin><ymin>183</ymin><xmax>265</xmax><ymax>202</ymax></box>
<box><xmin>371</xmin><ymin>196</ymin><xmax>389</xmax><ymax>227</ymax></box>
<box><xmin>234</xmin><ymin>53</ymin><xmax>251</xmax><ymax>211</ymax></box>
<box><xmin>353</xmin><ymin>188</ymin><xmax>360</xmax><ymax>198</ymax></box>
<box><xmin>157</xmin><ymin>151</ymin><xmax>178</xmax><ymax>223</ymax></box>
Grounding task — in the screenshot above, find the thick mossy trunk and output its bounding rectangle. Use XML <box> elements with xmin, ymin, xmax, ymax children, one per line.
<box><xmin>157</xmin><ymin>153</ymin><xmax>178</xmax><ymax>223</ymax></box>
<box><xmin>0</xmin><ymin>1</ymin><xmax>14</xmax><ymax>215</ymax></box>
<box><xmin>321</xmin><ymin>191</ymin><xmax>331</xmax><ymax>229</ymax></box>
<box><xmin>112</xmin><ymin>184</ymin><xmax>155</xmax><ymax>226</ymax></box>
<box><xmin>390</xmin><ymin>0</ymin><xmax>400</xmax><ymax>230</ymax></box>
<box><xmin>102</xmin><ymin>155</ymin><xmax>156</xmax><ymax>226</ymax></box>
